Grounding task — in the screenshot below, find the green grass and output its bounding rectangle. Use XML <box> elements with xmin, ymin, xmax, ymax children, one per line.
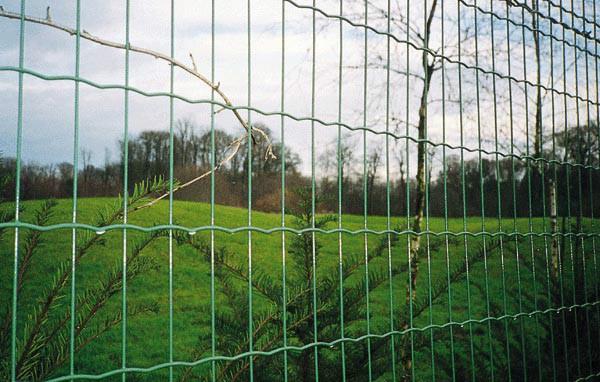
<box><xmin>1</xmin><ymin>198</ymin><xmax>599</xmax><ymax>381</ymax></box>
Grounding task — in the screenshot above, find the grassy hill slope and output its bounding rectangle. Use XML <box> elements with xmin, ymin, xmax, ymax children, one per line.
<box><xmin>1</xmin><ymin>198</ymin><xmax>598</xmax><ymax>380</ymax></box>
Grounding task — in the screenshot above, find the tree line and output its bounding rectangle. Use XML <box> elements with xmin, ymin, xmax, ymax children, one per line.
<box><xmin>1</xmin><ymin>119</ymin><xmax>599</xmax><ymax>218</ymax></box>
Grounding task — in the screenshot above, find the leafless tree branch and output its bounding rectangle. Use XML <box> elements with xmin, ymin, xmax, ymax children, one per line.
<box><xmin>0</xmin><ymin>7</ymin><xmax>276</xmax><ymax>205</ymax></box>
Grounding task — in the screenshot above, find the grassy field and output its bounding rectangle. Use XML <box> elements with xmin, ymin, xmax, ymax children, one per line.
<box><xmin>1</xmin><ymin>197</ymin><xmax>599</xmax><ymax>381</ymax></box>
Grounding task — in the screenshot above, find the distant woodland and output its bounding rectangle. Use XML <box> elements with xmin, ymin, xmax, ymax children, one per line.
<box><xmin>1</xmin><ymin>119</ymin><xmax>599</xmax><ymax>218</ymax></box>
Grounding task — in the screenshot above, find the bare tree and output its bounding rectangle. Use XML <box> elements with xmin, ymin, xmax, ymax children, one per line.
<box><xmin>407</xmin><ymin>0</ymin><xmax>439</xmax><ymax>304</ymax></box>
<box><xmin>366</xmin><ymin>148</ymin><xmax>381</xmax><ymax>213</ymax></box>
<box><xmin>319</xmin><ymin>137</ymin><xmax>356</xmax><ymax>189</ymax></box>
<box><xmin>340</xmin><ymin>0</ymin><xmax>498</xmax><ymax>306</ymax></box>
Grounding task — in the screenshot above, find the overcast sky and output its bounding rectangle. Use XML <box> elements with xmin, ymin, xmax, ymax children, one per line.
<box><xmin>1</xmin><ymin>0</ymin><xmax>596</xmax><ymax>176</ymax></box>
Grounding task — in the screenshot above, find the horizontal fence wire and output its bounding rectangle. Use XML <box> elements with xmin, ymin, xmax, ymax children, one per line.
<box><xmin>2</xmin><ymin>0</ymin><xmax>600</xmax><ymax>381</ymax></box>
<box><xmin>0</xmin><ymin>65</ymin><xmax>598</xmax><ymax>172</ymax></box>
<box><xmin>34</xmin><ymin>300</ymin><xmax>599</xmax><ymax>382</ymax></box>
<box><xmin>3</xmin><ymin>221</ymin><xmax>600</xmax><ymax>238</ymax></box>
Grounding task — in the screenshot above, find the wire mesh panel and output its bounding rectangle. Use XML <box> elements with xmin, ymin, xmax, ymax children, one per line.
<box><xmin>1</xmin><ymin>0</ymin><xmax>600</xmax><ymax>381</ymax></box>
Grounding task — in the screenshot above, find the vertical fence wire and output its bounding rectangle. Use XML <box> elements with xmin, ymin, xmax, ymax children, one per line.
<box><xmin>310</xmin><ymin>2</ymin><xmax>319</xmax><ymax>380</ymax></box>
<box><xmin>489</xmin><ymin>3</ymin><xmax>512</xmax><ymax>381</ymax></box>
<box><xmin>69</xmin><ymin>1</ymin><xmax>82</xmax><ymax>380</ymax></box>
<box><xmin>535</xmin><ymin>1</ymin><xmax>559</xmax><ymax>380</ymax></box>
<box><xmin>210</xmin><ymin>0</ymin><xmax>217</xmax><ymax>381</ymax></box>
<box><xmin>457</xmin><ymin>3</ymin><xmax>477</xmax><ymax>380</ymax></box>
<box><xmin>10</xmin><ymin>1</ymin><xmax>26</xmax><ymax>381</ymax></box>
<box><xmin>574</xmin><ymin>0</ymin><xmax>589</xmax><ymax>375</ymax></box>
<box><xmin>384</xmin><ymin>0</ymin><xmax>396</xmax><ymax>380</ymax></box>
<box><xmin>246</xmin><ymin>0</ymin><xmax>254</xmax><ymax>379</ymax></box>
<box><xmin>404</xmin><ymin>2</ymin><xmax>415</xmax><ymax>381</ymax></box>
<box><xmin>280</xmin><ymin>1</ymin><xmax>288</xmax><ymax>379</ymax></box>
<box><xmin>336</xmin><ymin>1</ymin><xmax>347</xmax><ymax>379</ymax></box>
<box><xmin>570</xmin><ymin>0</ymin><xmax>590</xmax><ymax>376</ymax></box>
<box><xmin>561</xmin><ymin>1</ymin><xmax>581</xmax><ymax>377</ymax></box>
<box><xmin>581</xmin><ymin>1</ymin><xmax>594</xmax><ymax>376</ymax></box>
<box><xmin>441</xmin><ymin>1</ymin><xmax>457</xmax><ymax>380</ymax></box>
<box><xmin>121</xmin><ymin>1</ymin><xmax>131</xmax><ymax>381</ymax></box>
<box><xmin>519</xmin><ymin>4</ymin><xmax>542</xmax><ymax>379</ymax></box>
<box><xmin>361</xmin><ymin>1</ymin><xmax>373</xmax><ymax>380</ymax></box>
<box><xmin>422</xmin><ymin>2</ymin><xmax>435</xmax><ymax>380</ymax></box>
<box><xmin>505</xmin><ymin>3</ymin><xmax>528</xmax><ymax>380</ymax></box>
<box><xmin>552</xmin><ymin>1</ymin><xmax>571</xmax><ymax>378</ymax></box>
<box><xmin>168</xmin><ymin>1</ymin><xmax>176</xmax><ymax>381</ymax></box>
<box><xmin>473</xmin><ymin>1</ymin><xmax>495</xmax><ymax>378</ymax></box>
<box><xmin>590</xmin><ymin>1</ymin><xmax>600</xmax><ymax>378</ymax></box>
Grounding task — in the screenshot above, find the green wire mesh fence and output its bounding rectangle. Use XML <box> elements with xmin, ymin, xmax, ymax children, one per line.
<box><xmin>1</xmin><ymin>0</ymin><xmax>600</xmax><ymax>381</ymax></box>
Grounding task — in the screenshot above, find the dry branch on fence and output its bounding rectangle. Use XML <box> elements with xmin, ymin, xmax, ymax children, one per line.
<box><xmin>133</xmin><ymin>135</ymin><xmax>244</xmax><ymax>212</ymax></box>
<box><xmin>0</xmin><ymin>7</ymin><xmax>276</xmax><ymax>204</ymax></box>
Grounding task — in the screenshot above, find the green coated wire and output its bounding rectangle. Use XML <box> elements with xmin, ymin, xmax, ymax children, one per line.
<box><xmin>551</xmin><ymin>0</ymin><xmax>570</xmax><ymax>375</ymax></box>
<box><xmin>421</xmin><ymin>2</ymin><xmax>435</xmax><ymax>380</ymax></box>
<box><xmin>552</xmin><ymin>2</ymin><xmax>570</xmax><ymax>379</ymax></box>
<box><xmin>505</xmin><ymin>3</ymin><xmax>528</xmax><ymax>379</ymax></box>
<box><xmin>336</xmin><ymin>0</ymin><xmax>347</xmax><ymax>380</ymax></box>
<box><xmin>3</xmin><ymin>65</ymin><xmax>594</xmax><ymax>173</ymax></box>
<box><xmin>588</xmin><ymin>0</ymin><xmax>600</xmax><ymax>370</ymax></box>
<box><xmin>0</xmin><ymin>71</ymin><xmax>592</xmax><ymax>176</ymax></box>
<box><xmin>280</xmin><ymin>1</ymin><xmax>288</xmax><ymax>381</ymax></box>
<box><xmin>512</xmin><ymin>0</ymin><xmax>597</xmax><ymax>39</ymax></box>
<box><xmin>518</xmin><ymin>4</ymin><xmax>542</xmax><ymax>379</ymax></box>
<box><xmin>0</xmin><ymin>68</ymin><xmax>595</xmax><ymax>175</ymax></box>
<box><xmin>168</xmin><ymin>1</ymin><xmax>175</xmax><ymax>380</ymax></box>
<box><xmin>538</xmin><ymin>123</ymin><xmax>559</xmax><ymax>377</ymax></box>
<box><xmin>361</xmin><ymin>1</ymin><xmax>373</xmax><ymax>380</ymax></box>
<box><xmin>537</xmin><ymin>156</ymin><xmax>558</xmax><ymax>382</ymax></box>
<box><xmin>404</xmin><ymin>1</ymin><xmax>415</xmax><ymax>381</ymax></box>
<box><xmin>422</xmin><ymin>121</ymin><xmax>435</xmax><ymax>378</ymax></box>
<box><xmin>581</xmin><ymin>0</ymin><xmax>595</xmax><ymax>374</ymax></box>
<box><xmin>538</xmin><ymin>2</ymin><xmax>558</xmax><ymax>380</ymax></box>
<box><xmin>546</xmin><ymin>0</ymin><xmax>597</xmax><ymax>26</ymax></box>
<box><xmin>5</xmin><ymin>215</ymin><xmax>600</xmax><ymax>237</ymax></box>
<box><xmin>552</xmin><ymin>2</ymin><xmax>592</xmax><ymax>26</ymax></box>
<box><xmin>489</xmin><ymin>2</ymin><xmax>512</xmax><ymax>379</ymax></box>
<box><xmin>457</xmin><ymin>0</ymin><xmax>594</xmax><ymax>57</ymax></box>
<box><xmin>423</xmin><ymin>122</ymin><xmax>434</xmax><ymax>382</ymax></box>
<box><xmin>560</xmin><ymin>0</ymin><xmax>582</xmax><ymax>376</ymax></box>
<box><xmin>0</xmin><ymin>62</ymin><xmax>590</xmax><ymax>172</ymax></box>
<box><xmin>384</xmin><ymin>0</ymin><xmax>396</xmax><ymax>379</ymax></box>
<box><xmin>472</xmin><ymin>1</ymin><xmax>494</xmax><ymax>378</ymax></box>
<box><xmin>456</xmin><ymin>4</ymin><xmax>476</xmax><ymax>380</ymax></box>
<box><xmin>210</xmin><ymin>0</ymin><xmax>217</xmax><ymax>380</ymax></box>
<box><xmin>570</xmin><ymin>0</ymin><xmax>592</xmax><ymax>375</ymax></box>
<box><xmin>568</xmin><ymin>0</ymin><xmax>583</xmax><ymax>345</ymax></box>
<box><xmin>0</xmin><ymin>304</ymin><xmax>567</xmax><ymax>380</ymax></box>
<box><xmin>121</xmin><ymin>1</ymin><xmax>131</xmax><ymax>381</ymax></box>
<box><xmin>533</xmin><ymin>2</ymin><xmax>557</xmax><ymax>380</ymax></box>
<box><xmin>247</xmin><ymin>0</ymin><xmax>254</xmax><ymax>378</ymax></box>
<box><xmin>440</xmin><ymin>2</ymin><xmax>457</xmax><ymax>380</ymax></box>
<box><xmin>281</xmin><ymin>0</ymin><xmax>598</xmax><ymax>107</ymax></box>
<box><xmin>578</xmin><ymin>3</ymin><xmax>594</xmax><ymax>373</ymax></box>
<box><xmin>69</xmin><ymin>0</ymin><xmax>81</xmax><ymax>379</ymax></box>
<box><xmin>37</xmin><ymin>303</ymin><xmax>600</xmax><ymax>381</ymax></box>
<box><xmin>310</xmin><ymin>1</ymin><xmax>319</xmax><ymax>379</ymax></box>
<box><xmin>4</xmin><ymin>1</ymin><xmax>600</xmax><ymax>110</ymax></box>
<box><xmin>10</xmin><ymin>1</ymin><xmax>26</xmax><ymax>381</ymax></box>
